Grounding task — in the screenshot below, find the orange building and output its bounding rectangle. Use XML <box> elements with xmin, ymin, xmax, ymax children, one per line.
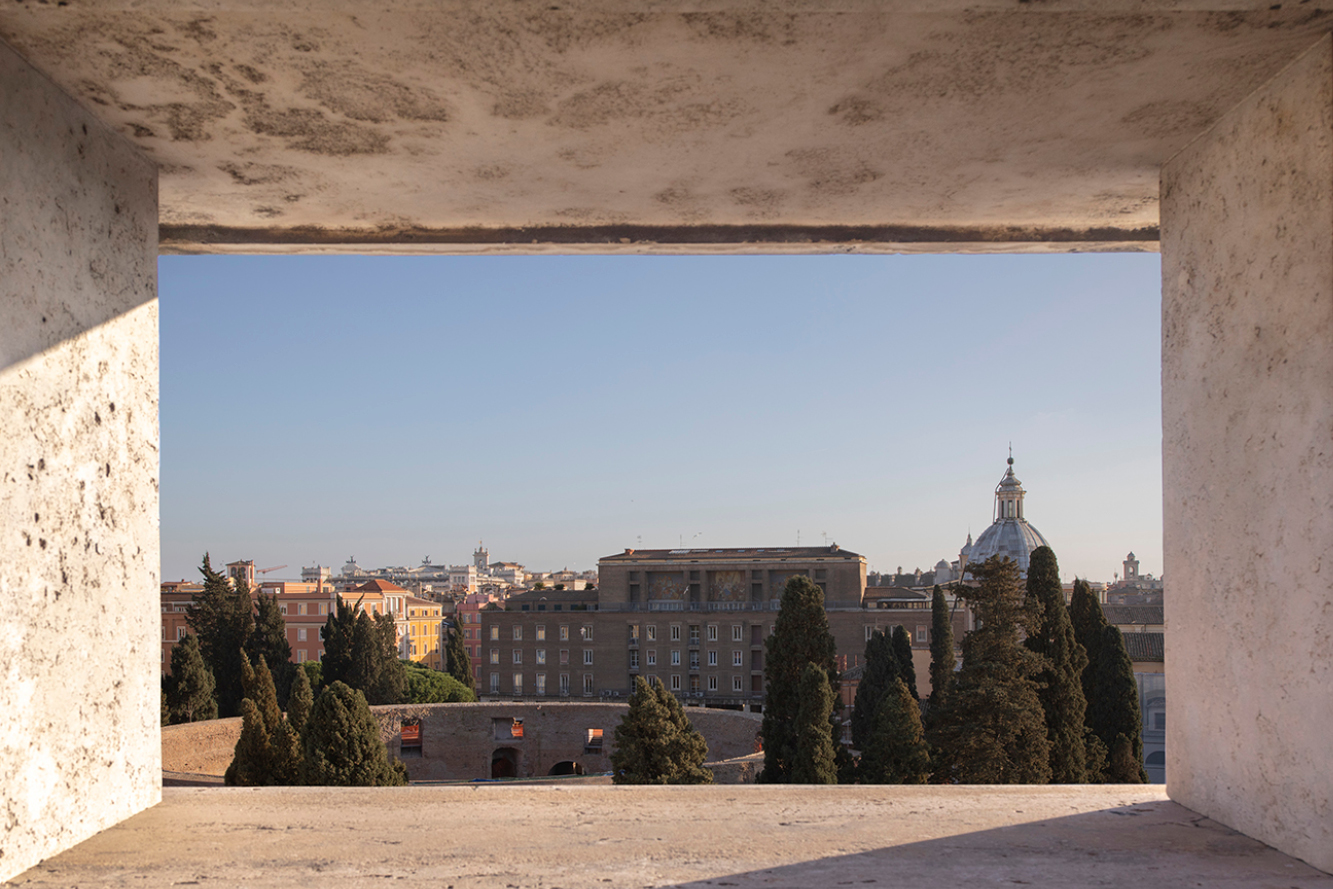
<box><xmin>405</xmin><ymin>596</ymin><xmax>444</xmax><ymax>670</ymax></box>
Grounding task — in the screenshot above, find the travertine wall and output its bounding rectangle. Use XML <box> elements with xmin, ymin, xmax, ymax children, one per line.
<box><xmin>1161</xmin><ymin>35</ymin><xmax>1333</xmax><ymax>873</ymax></box>
<box><xmin>0</xmin><ymin>39</ymin><xmax>159</xmax><ymax>882</ymax></box>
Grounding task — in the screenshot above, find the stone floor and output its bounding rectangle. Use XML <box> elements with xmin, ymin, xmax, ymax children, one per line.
<box><xmin>6</xmin><ymin>785</ymin><xmax>1330</xmax><ymax>888</ymax></box>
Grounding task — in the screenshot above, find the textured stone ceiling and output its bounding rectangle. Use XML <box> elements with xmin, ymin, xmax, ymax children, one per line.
<box><xmin>2</xmin><ymin>1</ymin><xmax>1329</xmax><ymax>252</ymax></box>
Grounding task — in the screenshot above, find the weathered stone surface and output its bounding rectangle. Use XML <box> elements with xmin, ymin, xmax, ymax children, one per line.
<box><xmin>0</xmin><ymin>3</ymin><xmax>1330</xmax><ymax>252</ymax></box>
<box><xmin>0</xmin><ymin>39</ymin><xmax>160</xmax><ymax>883</ymax></box>
<box><xmin>1162</xmin><ymin>35</ymin><xmax>1333</xmax><ymax>875</ymax></box>
<box><xmin>7</xmin><ymin>786</ymin><xmax>1332</xmax><ymax>887</ymax></box>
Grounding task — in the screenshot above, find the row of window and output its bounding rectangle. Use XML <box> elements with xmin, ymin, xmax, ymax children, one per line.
<box><xmin>490</xmin><ymin>649</ymin><xmax>591</xmax><ymax>665</ymax></box>
<box><xmin>627</xmin><ymin>649</ymin><xmax>747</xmax><ymax>668</ymax></box>
<box><xmin>489</xmin><ymin>624</ymin><xmax>591</xmax><ymax>642</ymax></box>
<box><xmin>488</xmin><ymin>672</ymin><xmax>593</xmax><ymax>695</ymax></box>
<box><xmin>626</xmin><ymin>569</ymin><xmax>827</xmax><ymax>581</ymax></box>
<box><xmin>867</xmin><ymin>625</ymin><xmax>931</xmax><ymax>643</ymax></box>
<box><xmin>276</xmin><ymin>602</ymin><xmax>329</xmax><ymax>616</ymax></box>
<box><xmin>629</xmin><ymin>624</ymin><xmax>765</xmax><ymax>643</ymax></box>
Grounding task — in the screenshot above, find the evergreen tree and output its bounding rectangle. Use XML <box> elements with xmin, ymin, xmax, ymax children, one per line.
<box><xmin>1069</xmin><ymin>578</ymin><xmax>1109</xmax><ymax>710</ymax></box>
<box><xmin>927</xmin><ymin>585</ymin><xmax>955</xmax><ymax>713</ymax></box>
<box><xmin>791</xmin><ymin>663</ymin><xmax>837</xmax><ymax>784</ymax></box>
<box><xmin>758</xmin><ymin>576</ymin><xmax>838</xmax><ymax>783</ymax></box>
<box><xmin>859</xmin><ymin>677</ymin><xmax>931</xmax><ymax>784</ymax></box>
<box><xmin>299</xmin><ymin>681</ymin><xmax>407</xmax><ymax>786</ymax></box>
<box><xmin>1023</xmin><ymin>546</ymin><xmax>1089</xmax><ymax>783</ymax></box>
<box><xmin>850</xmin><ymin>630</ymin><xmax>895</xmax><ymax>751</ymax></box>
<box><xmin>403</xmin><ymin>662</ymin><xmax>478</xmax><ymax>703</ymax></box>
<box><xmin>890</xmin><ymin>624</ymin><xmax>919</xmax><ymax>701</ymax></box>
<box><xmin>319</xmin><ymin>595</ymin><xmax>359</xmax><ymax>689</ymax></box>
<box><xmin>1087</xmin><ymin>625</ymin><xmax>1146</xmax><ymax>783</ymax></box>
<box><xmin>320</xmin><ymin>596</ymin><xmax>405</xmax><ymax>704</ymax></box>
<box><xmin>302</xmin><ymin>660</ymin><xmax>323</xmax><ymax>695</ymax></box>
<box><xmin>366</xmin><ymin>612</ymin><xmax>407</xmax><ymax>705</ymax></box>
<box><xmin>244</xmin><ymin>654</ymin><xmax>284</xmax><ymax>736</ymax></box>
<box><xmin>287</xmin><ymin>661</ymin><xmax>314</xmax><ymax>738</ymax></box>
<box><xmin>186</xmin><ymin>553</ymin><xmax>255</xmax><ymax>717</ymax></box>
<box><xmin>267</xmin><ymin>718</ymin><xmax>302</xmax><ymax>785</ymax></box>
<box><xmin>610</xmin><ymin>677</ymin><xmax>712</xmax><ymax>784</ymax></box>
<box><xmin>926</xmin><ymin>556</ymin><xmax>1052</xmax><ymax>784</ymax></box>
<box><xmin>248</xmin><ymin>591</ymin><xmax>295</xmax><ymax>707</ymax></box>
<box><xmin>165</xmin><ymin>633</ymin><xmax>217</xmax><ymax>724</ymax></box>
<box><xmin>444</xmin><ymin>622</ymin><xmax>476</xmax><ymax>692</ymax></box>
<box><xmin>224</xmin><ymin>699</ymin><xmax>272</xmax><ymax>786</ymax></box>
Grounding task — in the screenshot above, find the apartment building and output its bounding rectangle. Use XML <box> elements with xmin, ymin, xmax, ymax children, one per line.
<box><xmin>405</xmin><ymin>595</ymin><xmax>444</xmax><ymax>670</ymax></box>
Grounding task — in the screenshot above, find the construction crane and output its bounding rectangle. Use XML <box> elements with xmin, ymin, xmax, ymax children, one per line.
<box><xmin>256</xmin><ymin>564</ymin><xmax>287</xmax><ymax>575</ymax></box>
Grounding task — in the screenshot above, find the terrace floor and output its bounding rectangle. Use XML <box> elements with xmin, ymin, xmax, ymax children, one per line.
<box><xmin>5</xmin><ymin>785</ymin><xmax>1330</xmax><ymax>888</ymax></box>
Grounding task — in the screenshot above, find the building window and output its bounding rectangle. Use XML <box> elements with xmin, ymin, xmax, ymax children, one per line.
<box><xmin>513</xmin><ymin>673</ymin><xmax>523</xmax><ymax>695</ymax></box>
<box><xmin>176</xmin><ymin>626</ymin><xmax>187</xmax><ymax>641</ymax></box>
<box><xmin>690</xmin><ymin>676</ymin><xmax>700</xmax><ymax>693</ymax></box>
<box><xmin>536</xmin><ymin>625</ymin><xmax>546</xmax><ymax>641</ymax></box>
<box><xmin>535</xmin><ymin>673</ymin><xmax>546</xmax><ymax>695</ymax></box>
<box><xmin>670</xmin><ymin>674</ymin><xmax>681</xmax><ymax>691</ymax></box>
<box><xmin>732</xmin><ymin>625</ymin><xmax>743</xmax><ymax>642</ymax></box>
<box><xmin>583</xmin><ymin>649</ymin><xmax>593</xmax><ymax>665</ymax></box>
<box><xmin>560</xmin><ymin>649</ymin><xmax>569</xmax><ymax>665</ymax></box>
<box><xmin>688</xmin><ymin>625</ymin><xmax>700</xmax><ymax>646</ymax></box>
<box><xmin>319</xmin><ymin>603</ymin><xmax>327</xmax><ymax>615</ymax></box>
<box><xmin>815</xmin><ymin>569</ymin><xmax>826</xmax><ymax>580</ymax></box>
<box><xmin>733</xmin><ymin>650</ymin><xmax>743</xmax><ymax>667</ymax></box>
<box><xmin>279</xmin><ymin>604</ymin><xmax>288</xmax><ymax>615</ymax></box>
<box><xmin>865</xmin><ymin>625</ymin><xmax>876</xmax><ymax>641</ymax></box>
<box><xmin>647</xmin><ymin>650</ymin><xmax>657</xmax><ymax>666</ymax></box>
<box><xmin>708</xmin><ymin>650</ymin><xmax>717</xmax><ymax>667</ymax></box>
<box><xmin>732</xmin><ymin>675</ymin><xmax>743</xmax><ymax>692</ymax></box>
<box><xmin>513</xmin><ymin>650</ymin><xmax>522</xmax><ymax>665</ymax></box>
<box><xmin>708</xmin><ymin>675</ymin><xmax>718</xmax><ymax>691</ymax></box>
<box><xmin>916</xmin><ymin>626</ymin><xmax>927</xmax><ymax>643</ymax></box>
<box><xmin>490</xmin><ymin>626</ymin><xmax>500</xmax><ymax>641</ymax></box>
<box><xmin>630</xmin><ymin>650</ymin><xmax>640</xmax><ymax>669</ymax></box>
<box><xmin>560</xmin><ymin>673</ymin><xmax>570</xmax><ymax>695</ymax></box>
<box><xmin>513</xmin><ymin>626</ymin><xmax>523</xmax><ymax>641</ymax></box>
<box><xmin>297</xmin><ymin>650</ymin><xmax>307</xmax><ymax>663</ymax></box>
<box><xmin>298</xmin><ymin>603</ymin><xmax>307</xmax><ymax>616</ymax></box>
<box><xmin>583</xmin><ymin>674</ymin><xmax>594</xmax><ymax>696</ymax></box>
<box><xmin>707</xmin><ymin>624</ymin><xmax>718</xmax><ymax>642</ymax></box>
<box><xmin>689</xmin><ymin>651</ymin><xmax>700</xmax><ymax>670</ymax></box>
<box><xmin>490</xmin><ymin>649</ymin><xmax>500</xmax><ymax>665</ymax></box>
<box><xmin>490</xmin><ymin>673</ymin><xmax>500</xmax><ymax>693</ymax></box>
<box><xmin>629</xmin><ymin>624</ymin><xmax>639</xmax><ymax>641</ymax></box>
<box><xmin>536</xmin><ymin>649</ymin><xmax>546</xmax><ymax>665</ymax></box>
<box><xmin>646</xmin><ymin>625</ymin><xmax>657</xmax><ymax>642</ymax></box>
<box><xmin>581</xmin><ymin>624</ymin><xmax>593</xmax><ymax>641</ymax></box>
<box><xmin>559</xmin><ymin>625</ymin><xmax>569</xmax><ymax>641</ymax></box>
<box><xmin>670</xmin><ymin>625</ymin><xmax>681</xmax><ymax>642</ymax></box>
<box><xmin>671</xmin><ymin>650</ymin><xmax>681</xmax><ymax>666</ymax></box>
<box><xmin>297</xmin><ymin>628</ymin><xmax>307</xmax><ymax>642</ymax></box>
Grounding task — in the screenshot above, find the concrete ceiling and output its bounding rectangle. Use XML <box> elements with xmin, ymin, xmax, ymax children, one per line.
<box><xmin>2</xmin><ymin>1</ymin><xmax>1330</xmax><ymax>253</ymax></box>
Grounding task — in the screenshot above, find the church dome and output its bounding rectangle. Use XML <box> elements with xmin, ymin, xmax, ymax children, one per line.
<box><xmin>965</xmin><ymin>456</ymin><xmax>1050</xmax><ymax>575</ymax></box>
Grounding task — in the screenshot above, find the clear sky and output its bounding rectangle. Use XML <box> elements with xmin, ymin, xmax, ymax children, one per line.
<box><xmin>159</xmin><ymin>252</ymin><xmax>1162</xmax><ymax>586</ymax></box>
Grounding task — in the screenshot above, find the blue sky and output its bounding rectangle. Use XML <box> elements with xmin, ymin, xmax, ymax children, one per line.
<box><xmin>159</xmin><ymin>252</ymin><xmax>1162</xmax><ymax>585</ymax></box>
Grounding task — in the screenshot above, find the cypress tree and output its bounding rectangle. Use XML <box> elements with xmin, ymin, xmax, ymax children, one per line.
<box><xmin>758</xmin><ymin>576</ymin><xmax>838</xmax><ymax>783</ymax></box>
<box><xmin>1069</xmin><ymin>578</ymin><xmax>1109</xmax><ymax>710</ymax></box>
<box><xmin>926</xmin><ymin>556</ymin><xmax>1052</xmax><ymax>784</ymax></box>
<box><xmin>850</xmin><ymin>630</ymin><xmax>894</xmax><ymax>752</ymax></box>
<box><xmin>302</xmin><ymin>660</ymin><xmax>323</xmax><ymax>695</ymax></box>
<box><xmin>319</xmin><ymin>595</ymin><xmax>359</xmax><ymax>688</ymax></box>
<box><xmin>890</xmin><ymin>625</ymin><xmax>919</xmax><ymax>701</ymax></box>
<box><xmin>611</xmin><ymin>677</ymin><xmax>712</xmax><ymax>784</ymax></box>
<box><xmin>248</xmin><ymin>591</ymin><xmax>295</xmax><ymax>707</ymax></box>
<box><xmin>927</xmin><ymin>585</ymin><xmax>955</xmax><ymax>713</ymax></box>
<box><xmin>287</xmin><ymin>661</ymin><xmax>314</xmax><ymax>738</ymax></box>
<box><xmin>859</xmin><ymin>677</ymin><xmax>931</xmax><ymax>784</ymax></box>
<box><xmin>224</xmin><ymin>699</ymin><xmax>272</xmax><ymax>786</ymax></box>
<box><xmin>1087</xmin><ymin>625</ymin><xmax>1146</xmax><ymax>783</ymax></box>
<box><xmin>186</xmin><ymin>553</ymin><xmax>255</xmax><ymax>717</ymax></box>
<box><xmin>655</xmin><ymin>680</ymin><xmax>712</xmax><ymax>784</ymax></box>
<box><xmin>445</xmin><ymin>622</ymin><xmax>476</xmax><ymax>692</ymax></box>
<box><xmin>246</xmin><ymin>654</ymin><xmax>284</xmax><ymax>735</ymax></box>
<box><xmin>791</xmin><ymin>663</ymin><xmax>837</xmax><ymax>784</ymax></box>
<box><xmin>166</xmin><ymin>633</ymin><xmax>218</xmax><ymax>724</ymax></box>
<box><xmin>268</xmin><ymin>719</ymin><xmax>302</xmax><ymax>785</ymax></box>
<box><xmin>299</xmin><ymin>681</ymin><xmax>407</xmax><ymax>786</ymax></box>
<box><xmin>366</xmin><ymin>612</ymin><xmax>407</xmax><ymax>705</ymax></box>
<box><xmin>1024</xmin><ymin>546</ymin><xmax>1089</xmax><ymax>783</ymax></box>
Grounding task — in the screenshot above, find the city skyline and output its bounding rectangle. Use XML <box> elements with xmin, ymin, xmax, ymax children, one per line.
<box><xmin>160</xmin><ymin>252</ymin><xmax>1162</xmax><ymax>585</ymax></box>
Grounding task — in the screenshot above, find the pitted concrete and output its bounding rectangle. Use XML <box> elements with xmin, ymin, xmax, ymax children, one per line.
<box><xmin>5</xmin><ymin>786</ymin><xmax>1331</xmax><ymax>887</ymax></box>
<box><xmin>1</xmin><ymin>3</ymin><xmax>1331</xmax><ymax>252</ymax></box>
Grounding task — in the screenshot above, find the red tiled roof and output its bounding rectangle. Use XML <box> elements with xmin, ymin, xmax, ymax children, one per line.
<box><xmin>354</xmin><ymin>579</ymin><xmax>409</xmax><ymax>593</ymax></box>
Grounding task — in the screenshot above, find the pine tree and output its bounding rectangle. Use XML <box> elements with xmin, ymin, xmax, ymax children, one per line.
<box><xmin>926</xmin><ymin>556</ymin><xmax>1052</xmax><ymax>784</ymax></box>
<box><xmin>224</xmin><ymin>698</ymin><xmax>272</xmax><ymax>786</ymax></box>
<box><xmin>758</xmin><ymin>576</ymin><xmax>838</xmax><ymax>783</ymax></box>
<box><xmin>859</xmin><ymin>677</ymin><xmax>931</xmax><ymax>784</ymax></box>
<box><xmin>1024</xmin><ymin>546</ymin><xmax>1088</xmax><ymax>783</ymax></box>
<box><xmin>1087</xmin><ymin>625</ymin><xmax>1146</xmax><ymax>783</ymax></box>
<box><xmin>248</xmin><ymin>591</ymin><xmax>295</xmax><ymax>707</ymax></box>
<box><xmin>850</xmin><ymin>630</ymin><xmax>894</xmax><ymax>752</ymax></box>
<box><xmin>1069</xmin><ymin>578</ymin><xmax>1109</xmax><ymax>710</ymax></box>
<box><xmin>791</xmin><ymin>663</ymin><xmax>837</xmax><ymax>784</ymax></box>
<box><xmin>890</xmin><ymin>625</ymin><xmax>919</xmax><ymax>701</ymax></box>
<box><xmin>611</xmin><ymin>677</ymin><xmax>712</xmax><ymax>784</ymax></box>
<box><xmin>186</xmin><ymin>553</ymin><xmax>255</xmax><ymax>717</ymax></box>
<box><xmin>366</xmin><ymin>612</ymin><xmax>407</xmax><ymax>705</ymax></box>
<box><xmin>444</xmin><ymin>622</ymin><xmax>476</xmax><ymax>692</ymax></box>
<box><xmin>299</xmin><ymin>681</ymin><xmax>407</xmax><ymax>786</ymax></box>
<box><xmin>166</xmin><ymin>633</ymin><xmax>218</xmax><ymax>724</ymax></box>
<box><xmin>928</xmin><ymin>585</ymin><xmax>955</xmax><ymax>713</ymax></box>
<box><xmin>287</xmin><ymin>661</ymin><xmax>314</xmax><ymax>738</ymax></box>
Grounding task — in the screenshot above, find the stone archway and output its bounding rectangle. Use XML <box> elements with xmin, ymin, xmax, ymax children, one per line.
<box><xmin>548</xmin><ymin>760</ymin><xmax>584</xmax><ymax>777</ymax></box>
<box><xmin>491</xmin><ymin>747</ymin><xmax>519</xmax><ymax>779</ymax></box>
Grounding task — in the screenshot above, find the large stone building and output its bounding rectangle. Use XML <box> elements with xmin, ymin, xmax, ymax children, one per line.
<box><xmin>963</xmin><ymin>456</ymin><xmax>1052</xmax><ymax>576</ymax></box>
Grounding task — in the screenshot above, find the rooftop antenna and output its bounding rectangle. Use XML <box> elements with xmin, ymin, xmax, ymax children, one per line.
<box><xmin>797</xmin><ymin>529</ymin><xmax>801</xmax><ymax>546</ymax></box>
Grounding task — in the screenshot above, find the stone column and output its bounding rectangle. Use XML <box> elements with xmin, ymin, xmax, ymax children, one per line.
<box><xmin>1162</xmin><ymin>35</ymin><xmax>1333</xmax><ymax>874</ymax></box>
<box><xmin>0</xmin><ymin>40</ymin><xmax>159</xmax><ymax>881</ymax></box>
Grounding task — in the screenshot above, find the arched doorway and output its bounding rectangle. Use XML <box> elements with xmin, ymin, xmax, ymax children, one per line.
<box><xmin>548</xmin><ymin>760</ymin><xmax>584</xmax><ymax>776</ymax></box>
<box><xmin>491</xmin><ymin>747</ymin><xmax>519</xmax><ymax>779</ymax></box>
